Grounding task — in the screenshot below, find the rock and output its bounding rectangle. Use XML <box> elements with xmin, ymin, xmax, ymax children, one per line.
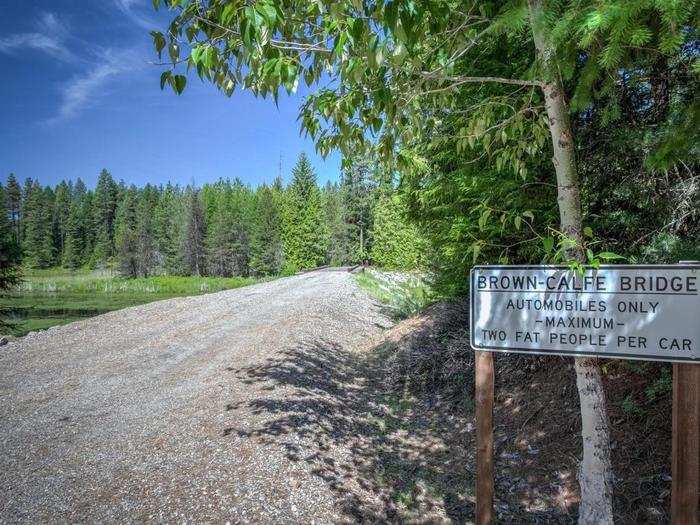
<box><xmin>0</xmin><ymin>337</ymin><xmax>8</xmax><ymax>346</ymax></box>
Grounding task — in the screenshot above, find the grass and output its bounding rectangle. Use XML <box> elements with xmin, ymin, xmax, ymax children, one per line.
<box><xmin>1</xmin><ymin>267</ymin><xmax>257</xmax><ymax>337</ymax></box>
<box><xmin>354</xmin><ymin>269</ymin><xmax>437</xmax><ymax>320</ymax></box>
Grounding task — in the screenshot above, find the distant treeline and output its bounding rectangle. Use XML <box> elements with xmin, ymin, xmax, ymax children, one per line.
<box><xmin>0</xmin><ymin>153</ymin><xmax>424</xmax><ymax>279</ymax></box>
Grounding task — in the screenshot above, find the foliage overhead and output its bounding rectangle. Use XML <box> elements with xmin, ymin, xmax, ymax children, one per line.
<box><xmin>151</xmin><ymin>0</ymin><xmax>698</xmax><ymax>172</ymax></box>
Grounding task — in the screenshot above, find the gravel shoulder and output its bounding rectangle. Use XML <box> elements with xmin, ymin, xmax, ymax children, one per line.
<box><xmin>0</xmin><ymin>268</ymin><xmax>393</xmax><ymax>523</ymax></box>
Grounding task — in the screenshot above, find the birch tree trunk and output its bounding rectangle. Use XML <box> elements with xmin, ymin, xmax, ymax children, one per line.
<box><xmin>528</xmin><ymin>1</ymin><xmax>614</xmax><ymax>523</ymax></box>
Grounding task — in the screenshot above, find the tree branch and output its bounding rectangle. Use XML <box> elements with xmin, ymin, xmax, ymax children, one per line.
<box><xmin>423</xmin><ymin>73</ymin><xmax>544</xmax><ymax>88</ymax></box>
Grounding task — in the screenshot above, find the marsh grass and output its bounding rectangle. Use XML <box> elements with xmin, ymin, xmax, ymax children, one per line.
<box><xmin>1</xmin><ymin>268</ymin><xmax>257</xmax><ymax>337</ymax></box>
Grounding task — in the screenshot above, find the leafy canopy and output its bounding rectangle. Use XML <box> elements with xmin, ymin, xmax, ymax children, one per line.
<box><xmin>151</xmin><ymin>0</ymin><xmax>697</xmax><ymax>172</ymax></box>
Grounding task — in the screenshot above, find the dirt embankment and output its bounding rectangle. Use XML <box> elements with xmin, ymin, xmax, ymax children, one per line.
<box><xmin>377</xmin><ymin>300</ymin><xmax>674</xmax><ymax>524</ymax></box>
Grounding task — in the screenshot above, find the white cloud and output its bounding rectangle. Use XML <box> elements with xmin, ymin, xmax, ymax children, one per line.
<box><xmin>2</xmin><ymin>8</ymin><xmax>156</xmax><ymax>124</ymax></box>
<box><xmin>114</xmin><ymin>0</ymin><xmax>157</xmax><ymax>30</ymax></box>
<box><xmin>54</xmin><ymin>64</ymin><xmax>122</xmax><ymax>121</ymax></box>
<box><xmin>0</xmin><ymin>12</ymin><xmax>74</xmax><ymax>61</ymax></box>
<box><xmin>37</xmin><ymin>12</ymin><xmax>70</xmax><ymax>39</ymax></box>
<box><xmin>47</xmin><ymin>48</ymin><xmax>143</xmax><ymax>124</ymax></box>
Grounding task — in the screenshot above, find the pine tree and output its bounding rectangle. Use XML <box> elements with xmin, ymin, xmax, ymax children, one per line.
<box><xmin>62</xmin><ymin>179</ymin><xmax>90</xmax><ymax>269</ymax></box>
<box><xmin>206</xmin><ymin>196</ymin><xmax>234</xmax><ymax>277</ymax></box>
<box><xmin>22</xmin><ymin>180</ymin><xmax>54</xmax><ymax>268</ymax></box>
<box><xmin>53</xmin><ymin>181</ymin><xmax>71</xmax><ymax>261</ymax></box>
<box><xmin>92</xmin><ymin>169</ymin><xmax>119</xmax><ymax>265</ymax></box>
<box><xmin>281</xmin><ymin>153</ymin><xmax>326</xmax><ymax>272</ymax></box>
<box><xmin>42</xmin><ymin>186</ymin><xmax>58</xmax><ymax>266</ymax></box>
<box><xmin>183</xmin><ymin>189</ymin><xmax>206</xmax><ymax>276</ymax></box>
<box><xmin>5</xmin><ymin>173</ymin><xmax>21</xmax><ymax>247</ymax></box>
<box><xmin>20</xmin><ymin>178</ymin><xmax>33</xmax><ymax>243</ymax></box>
<box><xmin>136</xmin><ymin>191</ymin><xmax>157</xmax><ymax>277</ymax></box>
<box><xmin>370</xmin><ymin>191</ymin><xmax>423</xmax><ymax>270</ymax></box>
<box><xmin>0</xmin><ymin>183</ymin><xmax>21</xmax><ymax>333</ymax></box>
<box><xmin>339</xmin><ymin>161</ymin><xmax>375</xmax><ymax>264</ymax></box>
<box><xmin>249</xmin><ymin>185</ymin><xmax>283</xmax><ymax>276</ymax></box>
<box><xmin>154</xmin><ymin>183</ymin><xmax>185</xmax><ymax>275</ymax></box>
<box><xmin>0</xmin><ymin>183</ymin><xmax>21</xmax><ymax>292</ymax></box>
<box><xmin>115</xmin><ymin>186</ymin><xmax>139</xmax><ymax>278</ymax></box>
<box><xmin>205</xmin><ymin>181</ymin><xmax>253</xmax><ymax>277</ymax></box>
<box><xmin>322</xmin><ymin>182</ymin><xmax>348</xmax><ymax>265</ymax></box>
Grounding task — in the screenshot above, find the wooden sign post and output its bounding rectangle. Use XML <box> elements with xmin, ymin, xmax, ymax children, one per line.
<box><xmin>470</xmin><ymin>264</ymin><xmax>699</xmax><ymax>524</ymax></box>
<box><xmin>671</xmin><ymin>362</ymin><xmax>699</xmax><ymax>524</ymax></box>
<box><xmin>475</xmin><ymin>350</ymin><xmax>494</xmax><ymax>525</ymax></box>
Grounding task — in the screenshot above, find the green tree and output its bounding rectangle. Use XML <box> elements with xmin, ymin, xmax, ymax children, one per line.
<box><xmin>250</xmin><ymin>185</ymin><xmax>283</xmax><ymax>276</ymax></box>
<box><xmin>183</xmin><ymin>189</ymin><xmax>207</xmax><ymax>276</ymax></box>
<box><xmin>5</xmin><ymin>173</ymin><xmax>21</xmax><ymax>247</ymax></box>
<box><xmin>0</xmin><ymin>183</ymin><xmax>21</xmax><ymax>291</ymax></box>
<box><xmin>52</xmin><ymin>181</ymin><xmax>72</xmax><ymax>261</ymax></box>
<box><xmin>203</xmin><ymin>179</ymin><xmax>253</xmax><ymax>277</ymax></box>
<box><xmin>115</xmin><ymin>186</ymin><xmax>140</xmax><ymax>278</ymax></box>
<box><xmin>136</xmin><ymin>187</ymin><xmax>158</xmax><ymax>277</ymax></box>
<box><xmin>92</xmin><ymin>169</ymin><xmax>119</xmax><ymax>264</ymax></box>
<box><xmin>340</xmin><ymin>160</ymin><xmax>375</xmax><ymax>263</ymax></box>
<box><xmin>370</xmin><ymin>191</ymin><xmax>423</xmax><ymax>270</ymax></box>
<box><xmin>322</xmin><ymin>181</ymin><xmax>347</xmax><ymax>265</ymax></box>
<box><xmin>0</xmin><ymin>183</ymin><xmax>22</xmax><ymax>333</ymax></box>
<box><xmin>207</xmin><ymin>200</ymin><xmax>246</xmax><ymax>277</ymax></box>
<box><xmin>22</xmin><ymin>180</ymin><xmax>54</xmax><ymax>268</ymax></box>
<box><xmin>154</xmin><ymin>183</ymin><xmax>186</xmax><ymax>274</ymax></box>
<box><xmin>62</xmin><ymin>179</ymin><xmax>91</xmax><ymax>269</ymax></box>
<box><xmin>281</xmin><ymin>154</ymin><xmax>326</xmax><ymax>272</ymax></box>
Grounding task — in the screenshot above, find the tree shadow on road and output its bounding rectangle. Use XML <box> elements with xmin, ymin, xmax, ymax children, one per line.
<box><xmin>224</xmin><ymin>337</ymin><xmax>475</xmax><ymax>522</ymax></box>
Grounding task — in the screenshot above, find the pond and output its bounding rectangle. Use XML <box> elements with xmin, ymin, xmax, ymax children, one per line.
<box><xmin>0</xmin><ymin>291</ymin><xmax>177</xmax><ymax>337</ymax></box>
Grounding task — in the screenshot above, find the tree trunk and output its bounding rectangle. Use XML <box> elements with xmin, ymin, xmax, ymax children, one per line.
<box><xmin>528</xmin><ymin>2</ymin><xmax>614</xmax><ymax>523</ymax></box>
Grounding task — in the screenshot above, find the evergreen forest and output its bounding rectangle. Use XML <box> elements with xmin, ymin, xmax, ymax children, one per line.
<box><xmin>1</xmin><ymin>153</ymin><xmax>423</xmax><ymax>282</ymax></box>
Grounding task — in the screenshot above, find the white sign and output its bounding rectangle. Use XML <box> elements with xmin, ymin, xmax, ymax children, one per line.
<box><xmin>470</xmin><ymin>265</ymin><xmax>699</xmax><ymax>363</ymax></box>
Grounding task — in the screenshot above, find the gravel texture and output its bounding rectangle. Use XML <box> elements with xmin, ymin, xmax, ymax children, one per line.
<box><xmin>0</xmin><ymin>268</ymin><xmax>392</xmax><ymax>523</ymax></box>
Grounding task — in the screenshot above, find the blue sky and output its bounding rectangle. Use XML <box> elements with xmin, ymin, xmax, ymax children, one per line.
<box><xmin>0</xmin><ymin>0</ymin><xmax>341</xmax><ymax>189</ymax></box>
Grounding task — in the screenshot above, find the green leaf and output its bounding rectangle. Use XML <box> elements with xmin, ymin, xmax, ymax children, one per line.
<box><xmin>191</xmin><ymin>45</ymin><xmax>204</xmax><ymax>65</ymax></box>
<box><xmin>256</xmin><ymin>2</ymin><xmax>278</xmax><ymax>25</ymax></box>
<box><xmin>478</xmin><ymin>208</ymin><xmax>491</xmax><ymax>230</ymax></box>
<box><xmin>303</xmin><ymin>67</ymin><xmax>315</xmax><ymax>87</ymax></box>
<box><xmin>245</xmin><ymin>5</ymin><xmax>263</xmax><ymax>30</ymax></box>
<box><xmin>203</xmin><ymin>46</ymin><xmax>217</xmax><ymax>69</ymax></box>
<box><xmin>168</xmin><ymin>42</ymin><xmax>179</xmax><ymax>64</ymax></box>
<box><xmin>375</xmin><ymin>46</ymin><xmax>384</xmax><ymax>67</ymax></box>
<box><xmin>522</xmin><ymin>210</ymin><xmax>534</xmax><ymax>221</ymax></box>
<box><xmin>583</xmin><ymin>226</ymin><xmax>593</xmax><ymax>238</ymax></box>
<box><xmin>172</xmin><ymin>74</ymin><xmax>187</xmax><ymax>95</ymax></box>
<box><xmin>151</xmin><ymin>31</ymin><xmax>166</xmax><ymax>59</ymax></box>
<box><xmin>160</xmin><ymin>70</ymin><xmax>171</xmax><ymax>90</ymax></box>
<box><xmin>221</xmin><ymin>3</ymin><xmax>237</xmax><ymax>25</ymax></box>
<box><xmin>542</xmin><ymin>236</ymin><xmax>554</xmax><ymax>254</ymax></box>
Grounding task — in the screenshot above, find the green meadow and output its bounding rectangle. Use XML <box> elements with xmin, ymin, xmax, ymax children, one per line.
<box><xmin>0</xmin><ymin>268</ymin><xmax>256</xmax><ymax>337</ymax></box>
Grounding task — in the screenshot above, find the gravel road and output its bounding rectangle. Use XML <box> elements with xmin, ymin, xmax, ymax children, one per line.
<box><xmin>0</xmin><ymin>268</ymin><xmax>393</xmax><ymax>523</ymax></box>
